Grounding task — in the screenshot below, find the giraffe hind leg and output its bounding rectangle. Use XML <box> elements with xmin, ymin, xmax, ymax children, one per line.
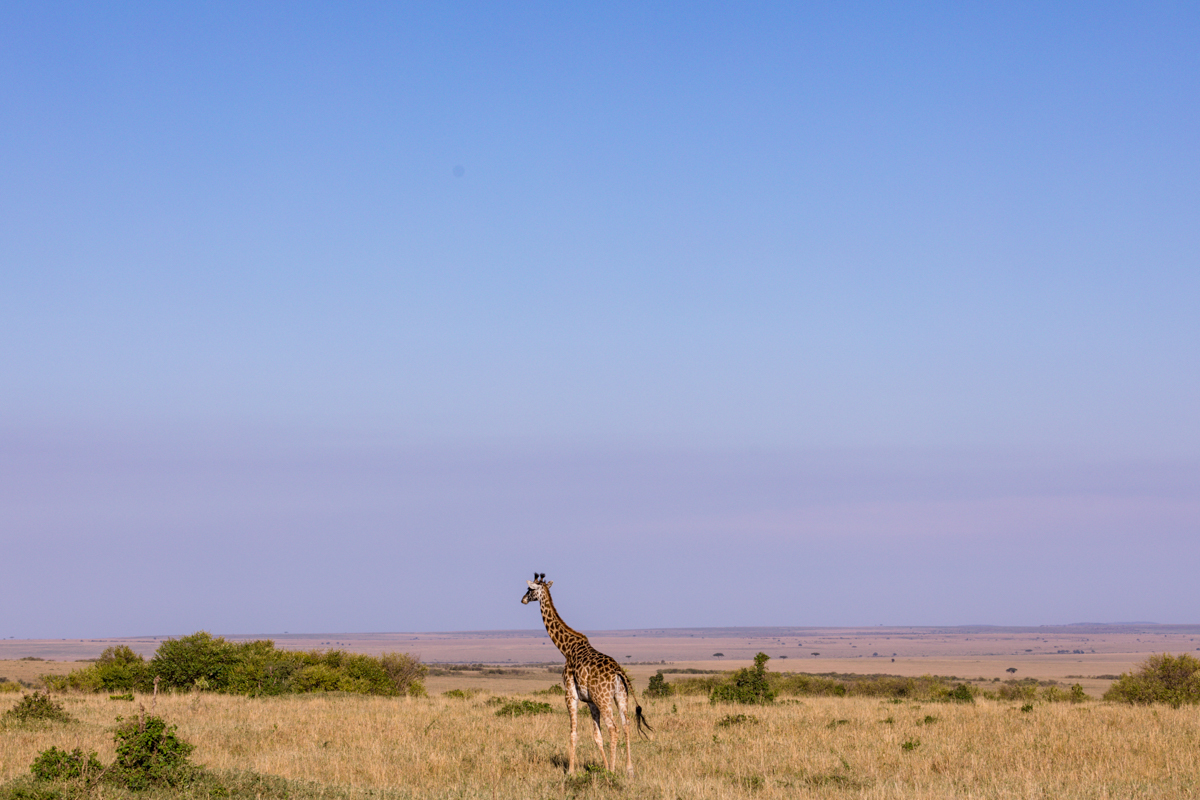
<box><xmin>599</xmin><ymin>701</ymin><xmax>620</xmax><ymax>773</ymax></box>
<box><xmin>588</xmin><ymin>704</ymin><xmax>610</xmax><ymax>770</ymax></box>
<box><xmin>613</xmin><ymin>675</ymin><xmax>635</xmax><ymax>776</ymax></box>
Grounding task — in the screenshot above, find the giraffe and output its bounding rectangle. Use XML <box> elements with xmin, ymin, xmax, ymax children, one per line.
<box><xmin>521</xmin><ymin>572</ymin><xmax>651</xmax><ymax>776</ymax></box>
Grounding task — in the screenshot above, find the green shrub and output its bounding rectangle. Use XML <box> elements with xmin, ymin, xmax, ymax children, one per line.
<box><xmin>223</xmin><ymin>640</ymin><xmax>305</xmax><ymax>697</ymax></box>
<box><xmin>110</xmin><ymin>715</ymin><xmax>197</xmax><ymax>790</ymax></box>
<box><xmin>379</xmin><ymin>652</ymin><xmax>429</xmax><ymax>697</ymax></box>
<box><xmin>767</xmin><ymin>672</ymin><xmax>967</xmax><ymax>701</ymax></box>
<box><xmin>50</xmin><ymin>633</ymin><xmax>428</xmax><ymax>699</ymax></box>
<box><xmin>949</xmin><ymin>683</ymin><xmax>975</xmax><ymax>703</ymax></box>
<box><xmin>1042</xmin><ymin>685</ymin><xmax>1069</xmax><ymax>702</ymax></box>
<box><xmin>149</xmin><ymin>632</ymin><xmax>238</xmax><ymax>691</ymax></box>
<box><xmin>94</xmin><ymin>646</ymin><xmax>152</xmax><ymax>692</ymax></box>
<box><xmin>29</xmin><ymin>747</ymin><xmax>104</xmax><ymax>782</ymax></box>
<box><xmin>289</xmin><ymin>663</ymin><xmax>343</xmax><ymax>693</ymax></box>
<box><xmin>49</xmin><ymin>645</ymin><xmax>153</xmax><ymax>694</ymax></box>
<box><xmin>996</xmin><ymin>679</ymin><xmax>1039</xmax><ymax>702</ymax></box>
<box><xmin>0</xmin><ymin>679</ymin><xmax>23</xmax><ymax>694</ymax></box>
<box><xmin>645</xmin><ymin>672</ymin><xmax>672</xmax><ymax>698</ymax></box>
<box><xmin>3</xmin><ymin>692</ymin><xmax>74</xmax><ymax>724</ymax></box>
<box><xmin>716</xmin><ymin>714</ymin><xmax>758</xmax><ymax>727</ymax></box>
<box><xmin>772</xmin><ymin>673</ymin><xmax>847</xmax><ymax>697</ymax></box>
<box><xmin>493</xmin><ymin>699</ymin><xmax>553</xmax><ymax>717</ymax></box>
<box><xmin>710</xmin><ymin>653</ymin><xmax>775</xmax><ymax>705</ymax></box>
<box><xmin>279</xmin><ymin>649</ymin><xmax>426</xmax><ymax>696</ymax></box>
<box><xmin>1104</xmin><ymin>653</ymin><xmax>1200</xmax><ymax>708</ymax></box>
<box><xmin>670</xmin><ymin>675</ymin><xmax>725</xmax><ymax>696</ymax></box>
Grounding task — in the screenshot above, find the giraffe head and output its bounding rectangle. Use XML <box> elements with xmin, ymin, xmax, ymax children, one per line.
<box><xmin>521</xmin><ymin>572</ymin><xmax>553</xmax><ymax>604</ymax></box>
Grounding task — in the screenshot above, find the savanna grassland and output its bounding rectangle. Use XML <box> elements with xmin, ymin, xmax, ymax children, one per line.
<box><xmin>3</xmin><ymin>683</ymin><xmax>1199</xmax><ymax>800</ymax></box>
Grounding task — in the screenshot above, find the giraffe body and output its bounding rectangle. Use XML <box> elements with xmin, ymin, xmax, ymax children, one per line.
<box><xmin>522</xmin><ymin>576</ymin><xmax>650</xmax><ymax>776</ymax></box>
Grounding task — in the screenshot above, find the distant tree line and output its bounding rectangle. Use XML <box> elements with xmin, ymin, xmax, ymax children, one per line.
<box><xmin>41</xmin><ymin>632</ymin><xmax>426</xmax><ymax>697</ymax></box>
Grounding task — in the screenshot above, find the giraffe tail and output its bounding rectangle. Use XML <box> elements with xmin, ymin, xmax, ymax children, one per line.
<box><xmin>635</xmin><ymin>704</ymin><xmax>652</xmax><ymax>738</ymax></box>
<box><xmin>620</xmin><ymin>672</ymin><xmax>653</xmax><ymax>738</ymax></box>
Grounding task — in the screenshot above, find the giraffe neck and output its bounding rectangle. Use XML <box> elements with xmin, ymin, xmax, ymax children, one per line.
<box><xmin>539</xmin><ymin>588</ymin><xmax>590</xmax><ymax>661</ymax></box>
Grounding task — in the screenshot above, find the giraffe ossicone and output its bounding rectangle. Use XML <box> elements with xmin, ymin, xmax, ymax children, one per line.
<box><xmin>521</xmin><ymin>573</ymin><xmax>651</xmax><ymax>776</ymax></box>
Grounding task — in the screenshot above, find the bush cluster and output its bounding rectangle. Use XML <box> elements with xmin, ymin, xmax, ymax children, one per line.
<box><xmin>644</xmin><ymin>672</ymin><xmax>672</xmax><ymax>698</ymax></box>
<box><xmin>673</xmin><ymin>664</ymin><xmax>982</xmax><ymax>703</ymax></box>
<box><xmin>492</xmin><ymin>698</ymin><xmax>554</xmax><ymax>717</ymax></box>
<box><xmin>710</xmin><ymin>653</ymin><xmax>776</xmax><ymax>705</ymax></box>
<box><xmin>715</xmin><ymin>713</ymin><xmax>758</xmax><ymax>727</ymax></box>
<box><xmin>993</xmin><ymin>678</ymin><xmax>1087</xmax><ymax>703</ymax></box>
<box><xmin>26</xmin><ymin>714</ymin><xmax>198</xmax><ymax>791</ymax></box>
<box><xmin>29</xmin><ymin>747</ymin><xmax>105</xmax><ymax>782</ymax></box>
<box><xmin>109</xmin><ymin>715</ymin><xmax>198</xmax><ymax>789</ymax></box>
<box><xmin>1104</xmin><ymin>653</ymin><xmax>1200</xmax><ymax>708</ymax></box>
<box><xmin>43</xmin><ymin>633</ymin><xmax>427</xmax><ymax>697</ymax></box>
<box><xmin>3</xmin><ymin>692</ymin><xmax>74</xmax><ymax>724</ymax></box>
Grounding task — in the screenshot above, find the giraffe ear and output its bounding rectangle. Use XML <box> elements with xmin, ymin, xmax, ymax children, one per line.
<box><xmin>544</xmin><ymin>580</ymin><xmax>553</xmax><ymax>588</ymax></box>
<box><xmin>527</xmin><ymin>580</ymin><xmax>537</xmax><ymax>588</ymax></box>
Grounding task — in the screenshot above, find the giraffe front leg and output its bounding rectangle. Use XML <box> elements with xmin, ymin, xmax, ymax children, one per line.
<box><xmin>565</xmin><ymin>693</ymin><xmax>579</xmax><ymax>775</ymax></box>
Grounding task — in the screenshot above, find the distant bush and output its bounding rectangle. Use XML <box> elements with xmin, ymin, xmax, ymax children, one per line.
<box><xmin>0</xmin><ymin>679</ymin><xmax>22</xmax><ymax>694</ymax></box>
<box><xmin>49</xmin><ymin>633</ymin><xmax>427</xmax><ymax>698</ymax></box>
<box><xmin>379</xmin><ymin>652</ymin><xmax>429</xmax><ymax>697</ymax></box>
<box><xmin>670</xmin><ymin>675</ymin><xmax>725</xmax><ymax>696</ymax></box>
<box><xmin>674</xmin><ymin>666</ymin><xmax>982</xmax><ymax>702</ymax></box>
<box><xmin>223</xmin><ymin>639</ymin><xmax>306</xmax><ymax>696</ymax></box>
<box><xmin>3</xmin><ymin>692</ymin><xmax>74</xmax><ymax>724</ymax></box>
<box><xmin>1104</xmin><ymin>653</ymin><xmax>1200</xmax><ymax>708</ymax></box>
<box><xmin>772</xmin><ymin>673</ymin><xmax>847</xmax><ymax>697</ymax></box>
<box><xmin>645</xmin><ymin>672</ymin><xmax>672</xmax><ymax>698</ymax></box>
<box><xmin>716</xmin><ymin>714</ymin><xmax>758</xmax><ymax>727</ymax></box>
<box><xmin>995</xmin><ymin>679</ymin><xmax>1039</xmax><ymax>702</ymax></box>
<box><xmin>1038</xmin><ymin>684</ymin><xmax>1085</xmax><ymax>703</ymax></box>
<box><xmin>949</xmin><ymin>683</ymin><xmax>975</xmax><ymax>703</ymax></box>
<box><xmin>493</xmin><ymin>699</ymin><xmax>553</xmax><ymax>717</ymax></box>
<box><xmin>291</xmin><ymin>662</ymin><xmax>343</xmax><ymax>693</ymax></box>
<box><xmin>54</xmin><ymin>645</ymin><xmax>153</xmax><ymax>694</ymax></box>
<box><xmin>150</xmin><ymin>632</ymin><xmax>239</xmax><ymax>691</ymax></box>
<box><xmin>710</xmin><ymin>653</ymin><xmax>775</xmax><ymax>705</ymax></box>
<box><xmin>769</xmin><ymin>671</ymin><xmax>969</xmax><ymax>701</ymax></box>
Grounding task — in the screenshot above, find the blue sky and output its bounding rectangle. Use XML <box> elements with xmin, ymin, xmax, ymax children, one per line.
<box><xmin>2</xmin><ymin>2</ymin><xmax>1197</xmax><ymax>638</ymax></box>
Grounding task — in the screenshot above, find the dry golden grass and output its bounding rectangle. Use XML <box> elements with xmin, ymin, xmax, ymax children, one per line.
<box><xmin>3</xmin><ymin>686</ymin><xmax>1198</xmax><ymax>799</ymax></box>
<box><xmin>0</xmin><ymin>659</ymin><xmax>76</xmax><ymax>686</ymax></box>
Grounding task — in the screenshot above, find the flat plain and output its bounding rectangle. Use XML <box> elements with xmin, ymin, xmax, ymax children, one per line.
<box><xmin>4</xmin><ymin>623</ymin><xmax>1199</xmax><ymax>695</ymax></box>
<box><xmin>3</xmin><ymin>625</ymin><xmax>1200</xmax><ymax>799</ymax></box>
